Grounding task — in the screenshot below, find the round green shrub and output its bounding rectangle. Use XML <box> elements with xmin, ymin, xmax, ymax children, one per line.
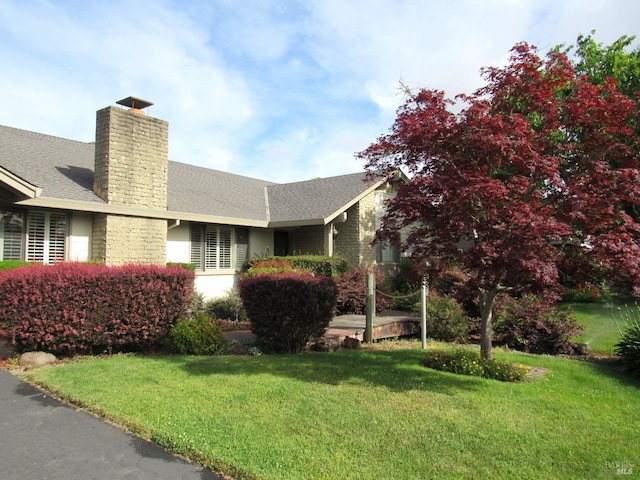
<box><xmin>413</xmin><ymin>294</ymin><xmax>471</xmax><ymax>343</ymax></box>
<box><xmin>615</xmin><ymin>316</ymin><xmax>640</xmax><ymax>377</ymax></box>
<box><xmin>170</xmin><ymin>314</ymin><xmax>224</xmax><ymax>355</ymax></box>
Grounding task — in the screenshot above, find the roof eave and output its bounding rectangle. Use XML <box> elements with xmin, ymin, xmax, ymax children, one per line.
<box><xmin>15</xmin><ymin>197</ymin><xmax>269</xmax><ymax>228</ymax></box>
<box><xmin>0</xmin><ymin>167</ymin><xmax>42</xmax><ymax>199</ymax></box>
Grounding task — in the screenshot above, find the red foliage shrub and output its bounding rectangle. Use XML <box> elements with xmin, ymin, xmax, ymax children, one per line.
<box><xmin>239</xmin><ymin>273</ymin><xmax>337</xmax><ymax>353</ymax></box>
<box><xmin>494</xmin><ymin>295</ymin><xmax>584</xmax><ymax>355</ymax></box>
<box><xmin>334</xmin><ymin>267</ymin><xmax>389</xmax><ymax>315</ymax></box>
<box><xmin>0</xmin><ymin>263</ymin><xmax>194</xmax><ymax>355</ymax></box>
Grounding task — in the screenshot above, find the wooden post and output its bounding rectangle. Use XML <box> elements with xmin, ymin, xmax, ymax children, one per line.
<box><xmin>365</xmin><ymin>273</ymin><xmax>375</xmax><ymax>343</ymax></box>
<box><xmin>421</xmin><ymin>275</ymin><xmax>428</xmax><ymax>349</ymax></box>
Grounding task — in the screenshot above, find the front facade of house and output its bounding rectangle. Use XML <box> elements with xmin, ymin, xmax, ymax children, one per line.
<box><xmin>0</xmin><ymin>98</ymin><xmax>403</xmax><ymax>298</ymax></box>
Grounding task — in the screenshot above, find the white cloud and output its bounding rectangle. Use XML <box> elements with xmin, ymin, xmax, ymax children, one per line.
<box><xmin>0</xmin><ymin>0</ymin><xmax>638</xmax><ymax>184</ymax></box>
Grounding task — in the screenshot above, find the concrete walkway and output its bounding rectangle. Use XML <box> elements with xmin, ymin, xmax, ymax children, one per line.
<box><xmin>0</xmin><ymin>368</ymin><xmax>223</xmax><ymax>480</ymax></box>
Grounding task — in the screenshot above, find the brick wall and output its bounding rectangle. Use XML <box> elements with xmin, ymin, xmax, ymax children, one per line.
<box><xmin>293</xmin><ymin>225</ymin><xmax>325</xmax><ymax>255</ymax></box>
<box><xmin>358</xmin><ymin>191</ymin><xmax>377</xmax><ymax>266</ymax></box>
<box><xmin>91</xmin><ymin>213</ymin><xmax>107</xmax><ymax>262</ymax></box>
<box><xmin>334</xmin><ymin>204</ymin><xmax>360</xmax><ymax>265</ymax></box>
<box><xmin>103</xmin><ymin>215</ymin><xmax>167</xmax><ymax>265</ymax></box>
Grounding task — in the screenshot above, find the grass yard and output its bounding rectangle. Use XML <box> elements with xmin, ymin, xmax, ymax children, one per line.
<box><xmin>26</xmin><ymin>343</ymin><xmax>639</xmax><ymax>480</ymax></box>
<box><xmin>569</xmin><ymin>302</ymin><xmax>637</xmax><ymax>354</ymax></box>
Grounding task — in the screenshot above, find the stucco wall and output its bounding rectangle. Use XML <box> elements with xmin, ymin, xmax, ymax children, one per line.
<box><xmin>166</xmin><ymin>222</ymin><xmax>190</xmax><ymax>263</ymax></box>
<box><xmin>195</xmin><ymin>274</ymin><xmax>237</xmax><ymax>300</ymax></box>
<box><xmin>69</xmin><ymin>212</ymin><xmax>92</xmax><ymax>262</ymax></box>
<box><xmin>249</xmin><ymin>228</ymin><xmax>273</xmax><ymax>258</ymax></box>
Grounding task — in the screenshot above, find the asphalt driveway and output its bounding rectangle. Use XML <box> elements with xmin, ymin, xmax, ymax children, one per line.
<box><xmin>0</xmin><ymin>369</ymin><xmax>223</xmax><ymax>480</ymax></box>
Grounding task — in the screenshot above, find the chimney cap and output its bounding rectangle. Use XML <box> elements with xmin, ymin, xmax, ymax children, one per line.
<box><xmin>116</xmin><ymin>96</ymin><xmax>154</xmax><ymax>110</ymax></box>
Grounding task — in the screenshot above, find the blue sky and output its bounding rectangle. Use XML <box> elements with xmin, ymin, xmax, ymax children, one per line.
<box><xmin>1</xmin><ymin>0</ymin><xmax>638</xmax><ymax>184</ymax></box>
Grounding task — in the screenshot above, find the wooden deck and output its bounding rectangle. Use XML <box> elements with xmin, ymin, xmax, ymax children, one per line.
<box><xmin>324</xmin><ymin>311</ymin><xmax>420</xmax><ymax>342</ymax></box>
<box><xmin>224</xmin><ymin>311</ymin><xmax>421</xmax><ymax>347</ymax></box>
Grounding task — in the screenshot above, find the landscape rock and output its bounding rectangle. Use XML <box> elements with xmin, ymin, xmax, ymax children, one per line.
<box><xmin>342</xmin><ymin>337</ymin><xmax>362</xmax><ymax>350</ymax></box>
<box><xmin>228</xmin><ymin>343</ymin><xmax>251</xmax><ymax>355</ymax></box>
<box><xmin>19</xmin><ymin>351</ymin><xmax>57</xmax><ymax>368</ymax></box>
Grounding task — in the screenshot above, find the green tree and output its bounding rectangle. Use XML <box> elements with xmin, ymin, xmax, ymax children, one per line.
<box><xmin>562</xmin><ymin>31</ymin><xmax>640</xmax><ymax>98</ymax></box>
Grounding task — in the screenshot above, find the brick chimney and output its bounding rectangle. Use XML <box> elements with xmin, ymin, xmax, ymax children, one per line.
<box><xmin>94</xmin><ymin>96</ymin><xmax>168</xmax><ymax>209</ymax></box>
<box><xmin>92</xmin><ymin>97</ymin><xmax>169</xmax><ymax>265</ymax></box>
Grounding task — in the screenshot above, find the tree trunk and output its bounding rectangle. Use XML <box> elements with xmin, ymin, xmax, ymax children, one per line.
<box><xmin>479</xmin><ymin>289</ymin><xmax>498</xmax><ymax>360</ymax></box>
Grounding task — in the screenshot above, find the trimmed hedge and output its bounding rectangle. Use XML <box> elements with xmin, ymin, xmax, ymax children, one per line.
<box><xmin>240</xmin><ymin>273</ymin><xmax>338</xmax><ymax>353</ymax></box>
<box><xmin>0</xmin><ymin>263</ymin><xmax>195</xmax><ymax>355</ymax></box>
<box><xmin>243</xmin><ymin>255</ymin><xmax>350</xmax><ymax>278</ymax></box>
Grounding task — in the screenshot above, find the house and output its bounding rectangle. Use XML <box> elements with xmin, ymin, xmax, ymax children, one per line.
<box><xmin>0</xmin><ymin>97</ymin><xmax>404</xmax><ymax>298</ymax></box>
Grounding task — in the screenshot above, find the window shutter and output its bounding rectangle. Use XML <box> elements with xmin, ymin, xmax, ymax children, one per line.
<box><xmin>219</xmin><ymin>228</ymin><xmax>232</xmax><ymax>269</ymax></box>
<box><xmin>190</xmin><ymin>225</ymin><xmax>203</xmax><ymax>270</ymax></box>
<box><xmin>205</xmin><ymin>226</ymin><xmax>217</xmax><ymax>270</ymax></box>
<box><xmin>27</xmin><ymin>211</ymin><xmax>46</xmax><ymax>262</ymax></box>
<box><xmin>236</xmin><ymin>228</ymin><xmax>248</xmax><ymax>270</ymax></box>
<box><xmin>48</xmin><ymin>213</ymin><xmax>67</xmax><ymax>263</ymax></box>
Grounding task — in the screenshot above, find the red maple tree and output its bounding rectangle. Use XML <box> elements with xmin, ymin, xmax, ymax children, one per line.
<box><xmin>359</xmin><ymin>43</ymin><xmax>640</xmax><ymax>359</ymax></box>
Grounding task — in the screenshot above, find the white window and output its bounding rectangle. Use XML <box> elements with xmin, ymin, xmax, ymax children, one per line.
<box><xmin>0</xmin><ymin>209</ymin><xmax>67</xmax><ymax>264</ymax></box>
<box><xmin>26</xmin><ymin>211</ymin><xmax>67</xmax><ymax>264</ymax></box>
<box><xmin>191</xmin><ymin>225</ymin><xmax>233</xmax><ymax>271</ymax></box>
<box><xmin>0</xmin><ymin>209</ymin><xmax>25</xmax><ymax>261</ymax></box>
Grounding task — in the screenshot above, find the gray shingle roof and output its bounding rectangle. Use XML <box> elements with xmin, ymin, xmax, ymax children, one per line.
<box><xmin>168</xmin><ymin>161</ymin><xmax>274</xmax><ymax>220</ymax></box>
<box><xmin>0</xmin><ymin>124</ymin><xmax>377</xmax><ymax>224</ymax></box>
<box><xmin>0</xmin><ymin>125</ymin><xmax>102</xmax><ymax>203</ymax></box>
<box><xmin>266</xmin><ymin>173</ymin><xmax>378</xmax><ymax>223</ymax></box>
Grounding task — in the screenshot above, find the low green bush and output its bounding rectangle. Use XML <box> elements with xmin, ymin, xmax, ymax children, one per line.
<box><xmin>422</xmin><ymin>348</ymin><xmax>530</xmax><ymax>382</ymax></box>
<box><xmin>170</xmin><ymin>314</ymin><xmax>224</xmax><ymax>355</ymax></box>
<box><xmin>615</xmin><ymin>308</ymin><xmax>640</xmax><ymax>377</ymax></box>
<box><xmin>414</xmin><ymin>294</ymin><xmax>470</xmax><ymax>343</ymax></box>
<box><xmin>207</xmin><ymin>289</ymin><xmax>249</xmax><ymax>322</ymax></box>
<box><xmin>0</xmin><ymin>260</ymin><xmax>34</xmax><ymax>272</ymax></box>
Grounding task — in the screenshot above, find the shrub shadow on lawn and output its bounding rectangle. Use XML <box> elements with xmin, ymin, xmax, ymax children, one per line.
<box><xmin>168</xmin><ymin>350</ymin><xmax>487</xmax><ymax>395</ymax></box>
<box><xmin>570</xmin><ymin>356</ymin><xmax>640</xmax><ymax>388</ymax></box>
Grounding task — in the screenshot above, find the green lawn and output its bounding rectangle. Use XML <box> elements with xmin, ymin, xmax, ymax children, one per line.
<box><xmin>569</xmin><ymin>302</ymin><xmax>637</xmax><ymax>354</ymax></box>
<box><xmin>26</xmin><ymin>345</ymin><xmax>639</xmax><ymax>480</ymax></box>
